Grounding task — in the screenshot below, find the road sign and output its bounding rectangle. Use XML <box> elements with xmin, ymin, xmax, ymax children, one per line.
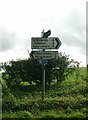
<box><xmin>31</xmin><ymin>37</ymin><xmax>61</xmax><ymax>49</ymax></box>
<box><xmin>32</xmin><ymin>51</ymin><xmax>58</xmax><ymax>59</ymax></box>
<box><xmin>39</xmin><ymin>59</ymin><xmax>48</xmax><ymax>65</ymax></box>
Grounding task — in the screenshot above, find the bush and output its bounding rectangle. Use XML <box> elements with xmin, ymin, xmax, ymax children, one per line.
<box><xmin>3</xmin><ymin>111</ymin><xmax>33</xmax><ymax>118</ymax></box>
<box><xmin>2</xmin><ymin>92</ymin><xmax>16</xmax><ymax>112</ymax></box>
<box><xmin>2</xmin><ymin>53</ymin><xmax>79</xmax><ymax>86</ymax></box>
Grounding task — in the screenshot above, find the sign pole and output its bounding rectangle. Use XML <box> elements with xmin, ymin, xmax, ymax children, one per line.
<box><xmin>41</xmin><ymin>47</ymin><xmax>46</xmax><ymax>99</ymax></box>
<box><xmin>41</xmin><ymin>30</ymin><xmax>46</xmax><ymax>100</ymax></box>
<box><xmin>42</xmin><ymin>63</ymin><xmax>45</xmax><ymax>99</ymax></box>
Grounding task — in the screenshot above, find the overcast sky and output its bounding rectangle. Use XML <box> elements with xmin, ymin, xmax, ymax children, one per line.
<box><xmin>0</xmin><ymin>0</ymin><xmax>87</xmax><ymax>66</ymax></box>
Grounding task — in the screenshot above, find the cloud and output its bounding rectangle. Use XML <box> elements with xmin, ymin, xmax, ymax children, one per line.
<box><xmin>0</xmin><ymin>26</ymin><xmax>20</xmax><ymax>52</ymax></box>
<box><xmin>52</xmin><ymin>6</ymin><xmax>86</xmax><ymax>56</ymax></box>
<box><xmin>65</xmin><ymin>9</ymin><xmax>85</xmax><ymax>54</ymax></box>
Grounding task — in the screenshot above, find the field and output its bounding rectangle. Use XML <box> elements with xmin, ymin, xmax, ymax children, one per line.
<box><xmin>1</xmin><ymin>67</ymin><xmax>87</xmax><ymax>119</ymax></box>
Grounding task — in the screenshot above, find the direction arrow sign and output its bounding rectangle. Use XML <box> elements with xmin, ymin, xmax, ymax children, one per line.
<box><xmin>31</xmin><ymin>37</ymin><xmax>61</xmax><ymax>49</ymax></box>
<box><xmin>32</xmin><ymin>51</ymin><xmax>58</xmax><ymax>59</ymax></box>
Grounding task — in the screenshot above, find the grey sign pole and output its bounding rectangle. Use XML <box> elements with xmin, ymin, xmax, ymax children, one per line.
<box><xmin>41</xmin><ymin>30</ymin><xmax>48</xmax><ymax>100</ymax></box>
<box><xmin>42</xmin><ymin>63</ymin><xmax>45</xmax><ymax>99</ymax></box>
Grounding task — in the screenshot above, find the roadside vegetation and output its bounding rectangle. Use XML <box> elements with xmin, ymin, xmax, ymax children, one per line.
<box><xmin>0</xmin><ymin>52</ymin><xmax>87</xmax><ymax>119</ymax></box>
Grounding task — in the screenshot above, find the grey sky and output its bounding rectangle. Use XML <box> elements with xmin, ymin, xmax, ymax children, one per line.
<box><xmin>0</xmin><ymin>0</ymin><xmax>86</xmax><ymax>66</ymax></box>
<box><xmin>0</xmin><ymin>27</ymin><xmax>21</xmax><ymax>52</ymax></box>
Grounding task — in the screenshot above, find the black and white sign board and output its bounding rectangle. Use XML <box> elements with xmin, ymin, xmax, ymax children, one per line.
<box><xmin>32</xmin><ymin>51</ymin><xmax>58</xmax><ymax>59</ymax></box>
<box><xmin>31</xmin><ymin>37</ymin><xmax>61</xmax><ymax>49</ymax></box>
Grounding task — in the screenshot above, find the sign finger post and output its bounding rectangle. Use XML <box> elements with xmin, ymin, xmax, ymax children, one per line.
<box><xmin>31</xmin><ymin>30</ymin><xmax>61</xmax><ymax>99</ymax></box>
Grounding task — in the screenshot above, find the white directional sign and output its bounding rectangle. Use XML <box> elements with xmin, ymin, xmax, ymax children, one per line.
<box><xmin>32</xmin><ymin>51</ymin><xmax>58</xmax><ymax>59</ymax></box>
<box><xmin>31</xmin><ymin>37</ymin><xmax>61</xmax><ymax>49</ymax></box>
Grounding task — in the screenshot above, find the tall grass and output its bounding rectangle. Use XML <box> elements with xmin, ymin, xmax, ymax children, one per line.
<box><xmin>2</xmin><ymin>67</ymin><xmax>87</xmax><ymax>118</ymax></box>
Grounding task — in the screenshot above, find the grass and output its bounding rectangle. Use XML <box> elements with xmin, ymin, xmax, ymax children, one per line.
<box><xmin>2</xmin><ymin>67</ymin><xmax>87</xmax><ymax>118</ymax></box>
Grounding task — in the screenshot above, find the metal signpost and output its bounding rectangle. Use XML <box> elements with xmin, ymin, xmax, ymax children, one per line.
<box><xmin>31</xmin><ymin>30</ymin><xmax>61</xmax><ymax>100</ymax></box>
<box><xmin>42</xmin><ymin>61</ymin><xmax>45</xmax><ymax>99</ymax></box>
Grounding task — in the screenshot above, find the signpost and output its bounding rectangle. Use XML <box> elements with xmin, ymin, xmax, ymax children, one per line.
<box><xmin>31</xmin><ymin>30</ymin><xmax>61</xmax><ymax>100</ymax></box>
<box><xmin>32</xmin><ymin>51</ymin><xmax>58</xmax><ymax>59</ymax></box>
<box><xmin>31</xmin><ymin>37</ymin><xmax>61</xmax><ymax>49</ymax></box>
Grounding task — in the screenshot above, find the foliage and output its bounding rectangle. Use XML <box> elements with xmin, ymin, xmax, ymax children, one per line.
<box><xmin>3</xmin><ymin>111</ymin><xmax>33</xmax><ymax>118</ymax></box>
<box><xmin>2</xmin><ymin>67</ymin><xmax>87</xmax><ymax>118</ymax></box>
<box><xmin>1</xmin><ymin>52</ymin><xmax>79</xmax><ymax>86</ymax></box>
